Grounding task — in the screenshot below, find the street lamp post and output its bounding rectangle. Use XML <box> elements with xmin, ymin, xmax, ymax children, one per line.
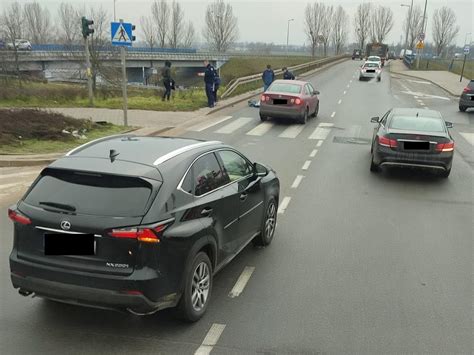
<box><xmin>460</xmin><ymin>32</ymin><xmax>471</xmax><ymax>82</ymax></box>
<box><xmin>286</xmin><ymin>18</ymin><xmax>294</xmax><ymax>57</ymax></box>
<box><xmin>416</xmin><ymin>0</ymin><xmax>428</xmax><ymax>69</ymax></box>
<box><xmin>113</xmin><ymin>0</ymin><xmax>117</xmax><ymax>21</ymax></box>
<box><xmin>401</xmin><ymin>1</ymin><xmax>413</xmax><ymax>60</ymax></box>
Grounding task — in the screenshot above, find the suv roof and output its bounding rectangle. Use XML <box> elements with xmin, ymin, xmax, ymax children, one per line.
<box><xmin>65</xmin><ymin>135</ymin><xmax>222</xmax><ymax>167</ymax></box>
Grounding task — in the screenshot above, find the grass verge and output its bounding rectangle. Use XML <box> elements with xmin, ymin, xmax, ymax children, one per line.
<box><xmin>413</xmin><ymin>59</ymin><xmax>473</xmax><ymax>79</ymax></box>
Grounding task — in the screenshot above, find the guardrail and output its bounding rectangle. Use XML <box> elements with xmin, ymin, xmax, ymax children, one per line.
<box><xmin>221</xmin><ymin>55</ymin><xmax>348</xmax><ymax>99</ymax></box>
<box><xmin>403</xmin><ymin>54</ymin><xmax>416</xmax><ymax>67</ymax></box>
<box><xmin>31</xmin><ymin>44</ymin><xmax>198</xmax><ymax>54</ymax></box>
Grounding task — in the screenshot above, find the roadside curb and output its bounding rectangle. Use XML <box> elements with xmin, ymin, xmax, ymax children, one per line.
<box><xmin>0</xmin><ymin>127</ymin><xmax>172</xmax><ymax>168</ymax></box>
<box><xmin>389</xmin><ymin>66</ymin><xmax>459</xmax><ymax>97</ymax></box>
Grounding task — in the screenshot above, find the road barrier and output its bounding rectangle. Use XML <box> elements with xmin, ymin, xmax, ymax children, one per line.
<box><xmin>220</xmin><ymin>55</ymin><xmax>349</xmax><ymax>99</ymax></box>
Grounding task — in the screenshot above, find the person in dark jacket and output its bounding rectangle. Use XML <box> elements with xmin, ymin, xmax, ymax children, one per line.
<box><xmin>203</xmin><ymin>60</ymin><xmax>217</xmax><ymax>108</ymax></box>
<box><xmin>282</xmin><ymin>67</ymin><xmax>295</xmax><ymax>80</ymax></box>
<box><xmin>262</xmin><ymin>64</ymin><xmax>275</xmax><ymax>91</ymax></box>
<box><xmin>213</xmin><ymin>73</ymin><xmax>221</xmax><ymax>104</ymax></box>
<box><xmin>161</xmin><ymin>60</ymin><xmax>172</xmax><ymax>101</ymax></box>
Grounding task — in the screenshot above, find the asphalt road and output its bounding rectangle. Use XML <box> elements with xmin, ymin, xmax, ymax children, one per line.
<box><xmin>0</xmin><ymin>60</ymin><xmax>472</xmax><ymax>354</ymax></box>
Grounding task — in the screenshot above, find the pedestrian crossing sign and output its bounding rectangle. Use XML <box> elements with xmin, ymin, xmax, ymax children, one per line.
<box><xmin>111</xmin><ymin>21</ymin><xmax>132</xmax><ymax>47</ymax></box>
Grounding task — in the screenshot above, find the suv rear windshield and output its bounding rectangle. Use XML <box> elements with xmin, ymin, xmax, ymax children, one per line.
<box><xmin>468</xmin><ymin>80</ymin><xmax>474</xmax><ymax>89</ymax></box>
<box><xmin>389</xmin><ymin>115</ymin><xmax>445</xmax><ymax>132</ymax></box>
<box><xmin>24</xmin><ymin>169</ymin><xmax>154</xmax><ymax>217</ymax></box>
<box><xmin>268</xmin><ymin>83</ymin><xmax>302</xmax><ymax>94</ymax></box>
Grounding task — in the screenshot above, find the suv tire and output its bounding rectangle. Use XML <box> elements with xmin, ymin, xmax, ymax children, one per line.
<box><xmin>253</xmin><ymin>197</ymin><xmax>277</xmax><ymax>247</ymax></box>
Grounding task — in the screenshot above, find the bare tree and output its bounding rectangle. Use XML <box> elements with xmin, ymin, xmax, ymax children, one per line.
<box><xmin>57</xmin><ymin>3</ymin><xmax>81</xmax><ymax>46</ymax></box>
<box><xmin>140</xmin><ymin>15</ymin><xmax>156</xmax><ymax>49</ymax></box>
<box><xmin>23</xmin><ymin>2</ymin><xmax>52</xmax><ymax>44</ymax></box>
<box><xmin>370</xmin><ymin>5</ymin><xmax>394</xmax><ymax>43</ymax></box>
<box><xmin>151</xmin><ymin>0</ymin><xmax>170</xmax><ymax>48</ymax></box>
<box><xmin>432</xmin><ymin>6</ymin><xmax>459</xmax><ymax>57</ymax></box>
<box><xmin>0</xmin><ymin>2</ymin><xmax>23</xmax><ymax>83</ymax></box>
<box><xmin>403</xmin><ymin>5</ymin><xmax>422</xmax><ymax>49</ymax></box>
<box><xmin>319</xmin><ymin>5</ymin><xmax>334</xmax><ymax>56</ymax></box>
<box><xmin>353</xmin><ymin>3</ymin><xmax>371</xmax><ymax>50</ymax></box>
<box><xmin>168</xmin><ymin>1</ymin><xmax>184</xmax><ymax>48</ymax></box>
<box><xmin>182</xmin><ymin>21</ymin><xmax>196</xmax><ymax>48</ymax></box>
<box><xmin>332</xmin><ymin>6</ymin><xmax>348</xmax><ymax>55</ymax></box>
<box><xmin>304</xmin><ymin>3</ymin><xmax>325</xmax><ymax>57</ymax></box>
<box><xmin>203</xmin><ymin>0</ymin><xmax>238</xmax><ymax>53</ymax></box>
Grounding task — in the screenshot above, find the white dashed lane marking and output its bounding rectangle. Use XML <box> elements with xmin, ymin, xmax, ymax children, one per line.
<box><xmin>291</xmin><ymin>175</ymin><xmax>305</xmax><ymax>188</ymax></box>
<box><xmin>309</xmin><ymin>127</ymin><xmax>331</xmax><ymax>140</ymax></box>
<box><xmin>302</xmin><ymin>160</ymin><xmax>311</xmax><ymax>170</ymax></box>
<box><xmin>195</xmin><ymin>324</ymin><xmax>226</xmax><ymax>355</ymax></box>
<box><xmin>229</xmin><ymin>266</ymin><xmax>255</xmax><ymax>298</ymax></box>
<box><xmin>309</xmin><ymin>149</ymin><xmax>318</xmax><ymax>158</ymax></box>
<box><xmin>338</xmin><ymin>99</ymin><xmax>342</xmax><ymax>104</ymax></box>
<box><xmin>317</xmin><ymin>140</ymin><xmax>323</xmax><ymax>147</ymax></box>
<box><xmin>278</xmin><ymin>197</ymin><xmax>291</xmax><ymax>214</ymax></box>
<box><xmin>331</xmin><ymin>111</ymin><xmax>336</xmax><ymax>118</ymax></box>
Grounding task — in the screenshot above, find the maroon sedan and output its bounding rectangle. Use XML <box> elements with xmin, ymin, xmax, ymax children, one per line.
<box><xmin>259</xmin><ymin>79</ymin><xmax>320</xmax><ymax>124</ymax></box>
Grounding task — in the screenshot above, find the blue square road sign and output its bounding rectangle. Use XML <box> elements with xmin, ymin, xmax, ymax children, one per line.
<box><xmin>111</xmin><ymin>22</ymin><xmax>133</xmax><ymax>47</ymax></box>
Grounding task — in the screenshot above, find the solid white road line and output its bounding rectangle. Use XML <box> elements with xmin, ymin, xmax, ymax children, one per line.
<box><xmin>278</xmin><ymin>197</ymin><xmax>291</xmax><ymax>214</ymax></box>
<box><xmin>316</xmin><ymin>140</ymin><xmax>323</xmax><ymax>147</ymax></box>
<box><xmin>309</xmin><ymin>149</ymin><xmax>318</xmax><ymax>158</ymax></box>
<box><xmin>407</xmin><ymin>79</ymin><xmax>432</xmax><ymax>84</ymax></box>
<box><xmin>229</xmin><ymin>266</ymin><xmax>255</xmax><ymax>298</ymax></box>
<box><xmin>278</xmin><ymin>125</ymin><xmax>305</xmax><ymax>138</ymax></box>
<box><xmin>194</xmin><ymin>323</ymin><xmax>226</xmax><ymax>355</ymax></box>
<box><xmin>215</xmin><ymin>117</ymin><xmax>253</xmax><ymax>134</ymax></box>
<box><xmin>424</xmin><ymin>106</ymin><xmax>429</xmax><ymax>109</ymax></box>
<box><xmin>246</xmin><ymin>122</ymin><xmax>273</xmax><ymax>136</ymax></box>
<box><xmin>291</xmin><ymin>175</ymin><xmax>305</xmax><ymax>188</ymax></box>
<box><xmin>302</xmin><ymin>160</ymin><xmax>311</xmax><ymax>170</ymax></box>
<box><xmin>189</xmin><ymin>116</ymin><xmax>232</xmax><ymax>132</ymax></box>
<box><xmin>309</xmin><ymin>127</ymin><xmax>330</xmax><ymax>140</ymax></box>
<box><xmin>330</xmin><ymin>111</ymin><xmax>336</xmax><ymax>118</ymax></box>
<box><xmin>338</xmin><ymin>99</ymin><xmax>342</xmax><ymax>104</ymax></box>
<box><xmin>318</xmin><ymin>123</ymin><xmax>334</xmax><ymax>127</ymax></box>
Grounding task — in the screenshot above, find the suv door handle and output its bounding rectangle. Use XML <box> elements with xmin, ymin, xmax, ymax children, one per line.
<box><xmin>201</xmin><ymin>207</ymin><xmax>213</xmax><ymax>217</ymax></box>
<box><xmin>240</xmin><ymin>192</ymin><xmax>248</xmax><ymax>201</ymax></box>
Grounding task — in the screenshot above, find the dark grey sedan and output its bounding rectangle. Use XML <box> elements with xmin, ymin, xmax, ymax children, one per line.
<box><xmin>370</xmin><ymin>108</ymin><xmax>454</xmax><ymax>177</ymax></box>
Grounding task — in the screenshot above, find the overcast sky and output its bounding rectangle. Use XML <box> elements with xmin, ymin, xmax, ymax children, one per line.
<box><xmin>3</xmin><ymin>0</ymin><xmax>473</xmax><ymax>46</ymax></box>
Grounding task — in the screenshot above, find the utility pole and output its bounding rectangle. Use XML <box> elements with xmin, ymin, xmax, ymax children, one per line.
<box><xmin>416</xmin><ymin>0</ymin><xmax>428</xmax><ymax>69</ymax></box>
<box><xmin>401</xmin><ymin>1</ymin><xmax>413</xmax><ymax>59</ymax></box>
<box><xmin>82</xmin><ymin>17</ymin><xmax>94</xmax><ymax>107</ymax></box>
<box><xmin>460</xmin><ymin>33</ymin><xmax>471</xmax><ymax>82</ymax></box>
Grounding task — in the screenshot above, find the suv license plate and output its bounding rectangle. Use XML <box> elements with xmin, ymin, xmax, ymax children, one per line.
<box><xmin>44</xmin><ymin>233</ymin><xmax>95</xmax><ymax>255</ymax></box>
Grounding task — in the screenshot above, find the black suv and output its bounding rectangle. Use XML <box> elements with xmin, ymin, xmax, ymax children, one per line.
<box><xmin>9</xmin><ymin>136</ymin><xmax>279</xmax><ymax>321</ymax></box>
<box><xmin>459</xmin><ymin>80</ymin><xmax>474</xmax><ymax>112</ymax></box>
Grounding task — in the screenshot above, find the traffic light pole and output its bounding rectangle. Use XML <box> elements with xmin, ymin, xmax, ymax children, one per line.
<box><xmin>120</xmin><ymin>21</ymin><xmax>128</xmax><ymax>126</ymax></box>
<box><xmin>84</xmin><ymin>36</ymin><xmax>94</xmax><ymax>107</ymax></box>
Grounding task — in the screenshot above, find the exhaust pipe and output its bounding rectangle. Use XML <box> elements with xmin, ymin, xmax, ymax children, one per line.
<box><xmin>126</xmin><ymin>307</ymin><xmax>160</xmax><ymax>316</ymax></box>
<box><xmin>18</xmin><ymin>289</ymin><xmax>33</xmax><ymax>297</ymax></box>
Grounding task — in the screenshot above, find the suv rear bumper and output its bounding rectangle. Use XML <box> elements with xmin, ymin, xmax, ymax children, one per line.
<box><xmin>10</xmin><ymin>254</ymin><xmax>180</xmax><ymax>314</ymax></box>
<box><xmin>459</xmin><ymin>95</ymin><xmax>474</xmax><ymax>108</ymax></box>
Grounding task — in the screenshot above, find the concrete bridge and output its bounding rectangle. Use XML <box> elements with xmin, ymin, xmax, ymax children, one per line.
<box><xmin>0</xmin><ymin>50</ymin><xmax>230</xmax><ymax>85</ymax></box>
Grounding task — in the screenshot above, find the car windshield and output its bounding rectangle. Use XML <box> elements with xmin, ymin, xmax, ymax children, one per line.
<box><xmin>24</xmin><ymin>169</ymin><xmax>154</xmax><ymax>217</ymax></box>
<box><xmin>268</xmin><ymin>83</ymin><xmax>301</xmax><ymax>94</ymax></box>
<box><xmin>389</xmin><ymin>115</ymin><xmax>445</xmax><ymax>132</ymax></box>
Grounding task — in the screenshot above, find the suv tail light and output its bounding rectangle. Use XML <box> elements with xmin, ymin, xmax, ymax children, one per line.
<box><xmin>463</xmin><ymin>86</ymin><xmax>471</xmax><ymax>93</ymax></box>
<box><xmin>436</xmin><ymin>141</ymin><xmax>454</xmax><ymax>152</ymax></box>
<box><xmin>108</xmin><ymin>220</ymin><xmax>173</xmax><ymax>243</ymax></box>
<box><xmin>378</xmin><ymin>135</ymin><xmax>398</xmax><ymax>148</ymax></box>
<box><xmin>8</xmin><ymin>208</ymin><xmax>31</xmax><ymax>225</ymax></box>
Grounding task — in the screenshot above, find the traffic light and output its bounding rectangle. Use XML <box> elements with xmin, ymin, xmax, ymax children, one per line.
<box><xmin>81</xmin><ymin>17</ymin><xmax>94</xmax><ymax>38</ymax></box>
<box><xmin>131</xmin><ymin>25</ymin><xmax>136</xmax><ymax>42</ymax></box>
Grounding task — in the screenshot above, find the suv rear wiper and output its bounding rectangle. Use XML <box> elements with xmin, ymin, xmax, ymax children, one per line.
<box><xmin>39</xmin><ymin>201</ymin><xmax>76</xmax><ymax>212</ymax></box>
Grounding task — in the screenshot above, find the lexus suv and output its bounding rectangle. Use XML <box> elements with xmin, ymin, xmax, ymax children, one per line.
<box><xmin>9</xmin><ymin>135</ymin><xmax>280</xmax><ymax>321</ymax></box>
<box><xmin>459</xmin><ymin>80</ymin><xmax>474</xmax><ymax>112</ymax></box>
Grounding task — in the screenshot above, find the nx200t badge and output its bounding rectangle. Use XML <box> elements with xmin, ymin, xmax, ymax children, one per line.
<box><xmin>60</xmin><ymin>220</ymin><xmax>71</xmax><ymax>231</ymax></box>
<box><xmin>106</xmin><ymin>262</ymin><xmax>129</xmax><ymax>268</ymax></box>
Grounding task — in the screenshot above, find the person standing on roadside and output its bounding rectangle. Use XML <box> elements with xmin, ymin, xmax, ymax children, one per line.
<box><xmin>161</xmin><ymin>60</ymin><xmax>172</xmax><ymax>101</ymax></box>
<box><xmin>203</xmin><ymin>59</ymin><xmax>217</xmax><ymax>108</ymax></box>
<box><xmin>262</xmin><ymin>64</ymin><xmax>275</xmax><ymax>91</ymax></box>
<box><xmin>282</xmin><ymin>67</ymin><xmax>295</xmax><ymax>80</ymax></box>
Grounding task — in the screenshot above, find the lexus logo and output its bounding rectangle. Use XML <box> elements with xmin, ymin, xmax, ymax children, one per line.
<box><xmin>60</xmin><ymin>220</ymin><xmax>71</xmax><ymax>231</ymax></box>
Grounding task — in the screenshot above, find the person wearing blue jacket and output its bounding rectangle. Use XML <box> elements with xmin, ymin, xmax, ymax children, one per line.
<box><xmin>282</xmin><ymin>67</ymin><xmax>295</xmax><ymax>80</ymax></box>
<box><xmin>203</xmin><ymin>60</ymin><xmax>217</xmax><ymax>108</ymax></box>
<box><xmin>262</xmin><ymin>64</ymin><xmax>275</xmax><ymax>91</ymax></box>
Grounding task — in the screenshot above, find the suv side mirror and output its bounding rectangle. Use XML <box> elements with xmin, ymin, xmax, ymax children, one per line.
<box><xmin>445</xmin><ymin>121</ymin><xmax>453</xmax><ymax>128</ymax></box>
<box><xmin>253</xmin><ymin>162</ymin><xmax>268</xmax><ymax>177</ymax></box>
<box><xmin>370</xmin><ymin>116</ymin><xmax>380</xmax><ymax>123</ymax></box>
